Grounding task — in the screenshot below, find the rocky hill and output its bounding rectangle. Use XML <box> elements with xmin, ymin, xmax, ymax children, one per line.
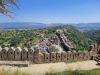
<box><xmin>0</xmin><ymin>25</ymin><xmax>92</xmax><ymax>51</ymax></box>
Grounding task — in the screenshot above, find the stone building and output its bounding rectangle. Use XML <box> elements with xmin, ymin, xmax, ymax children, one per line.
<box><xmin>8</xmin><ymin>47</ymin><xmax>15</xmax><ymax>60</ymax></box>
<box><xmin>21</xmin><ymin>47</ymin><xmax>28</xmax><ymax>61</ymax></box>
<box><xmin>15</xmin><ymin>47</ymin><xmax>22</xmax><ymax>61</ymax></box>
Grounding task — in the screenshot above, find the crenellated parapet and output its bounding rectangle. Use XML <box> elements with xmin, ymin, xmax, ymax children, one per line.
<box><xmin>0</xmin><ymin>43</ymin><xmax>99</xmax><ymax>64</ymax></box>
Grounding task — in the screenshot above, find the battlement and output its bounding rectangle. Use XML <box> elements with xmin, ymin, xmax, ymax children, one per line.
<box><xmin>0</xmin><ymin>43</ymin><xmax>99</xmax><ymax>64</ymax></box>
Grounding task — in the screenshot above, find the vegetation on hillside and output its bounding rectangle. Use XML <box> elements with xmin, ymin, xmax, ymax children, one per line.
<box><xmin>0</xmin><ymin>25</ymin><xmax>92</xmax><ymax>50</ymax></box>
<box><xmin>63</xmin><ymin>25</ymin><xmax>93</xmax><ymax>50</ymax></box>
<box><xmin>0</xmin><ymin>30</ymin><xmax>43</xmax><ymax>47</ymax></box>
<box><xmin>45</xmin><ymin>69</ymin><xmax>100</xmax><ymax>75</ymax></box>
<box><xmin>84</xmin><ymin>30</ymin><xmax>100</xmax><ymax>43</ymax></box>
<box><xmin>47</xmin><ymin>25</ymin><xmax>93</xmax><ymax>50</ymax></box>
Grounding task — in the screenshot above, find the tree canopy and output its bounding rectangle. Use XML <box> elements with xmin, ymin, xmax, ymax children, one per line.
<box><xmin>0</xmin><ymin>0</ymin><xmax>17</xmax><ymax>16</ymax></box>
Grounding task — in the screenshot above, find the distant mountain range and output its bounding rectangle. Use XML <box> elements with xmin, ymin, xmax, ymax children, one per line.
<box><xmin>74</xmin><ymin>23</ymin><xmax>100</xmax><ymax>32</ymax></box>
<box><xmin>0</xmin><ymin>22</ymin><xmax>100</xmax><ymax>31</ymax></box>
<box><xmin>0</xmin><ymin>22</ymin><xmax>47</xmax><ymax>29</ymax></box>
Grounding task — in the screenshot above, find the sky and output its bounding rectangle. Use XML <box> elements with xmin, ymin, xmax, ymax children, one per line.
<box><xmin>0</xmin><ymin>0</ymin><xmax>100</xmax><ymax>23</ymax></box>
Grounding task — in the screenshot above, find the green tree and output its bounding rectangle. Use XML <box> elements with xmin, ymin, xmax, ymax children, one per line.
<box><xmin>0</xmin><ymin>0</ymin><xmax>18</xmax><ymax>16</ymax></box>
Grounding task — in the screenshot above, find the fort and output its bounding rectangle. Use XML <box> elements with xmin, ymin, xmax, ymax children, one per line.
<box><xmin>0</xmin><ymin>43</ymin><xmax>99</xmax><ymax>64</ymax></box>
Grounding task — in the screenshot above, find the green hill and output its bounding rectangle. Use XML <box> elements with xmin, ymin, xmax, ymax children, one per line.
<box><xmin>0</xmin><ymin>25</ymin><xmax>92</xmax><ymax>50</ymax></box>
<box><xmin>63</xmin><ymin>25</ymin><xmax>92</xmax><ymax>50</ymax></box>
<box><xmin>84</xmin><ymin>30</ymin><xmax>100</xmax><ymax>43</ymax></box>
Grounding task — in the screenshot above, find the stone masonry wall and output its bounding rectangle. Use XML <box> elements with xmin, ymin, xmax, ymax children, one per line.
<box><xmin>0</xmin><ymin>43</ymin><xmax>99</xmax><ymax>64</ymax></box>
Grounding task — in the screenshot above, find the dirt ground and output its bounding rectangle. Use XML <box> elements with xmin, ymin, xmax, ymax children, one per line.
<box><xmin>0</xmin><ymin>60</ymin><xmax>100</xmax><ymax>75</ymax></box>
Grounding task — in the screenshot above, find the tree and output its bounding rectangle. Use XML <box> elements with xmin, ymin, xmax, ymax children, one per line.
<box><xmin>0</xmin><ymin>0</ymin><xmax>18</xmax><ymax>16</ymax></box>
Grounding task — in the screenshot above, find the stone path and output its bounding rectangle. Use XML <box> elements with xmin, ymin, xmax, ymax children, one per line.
<box><xmin>0</xmin><ymin>60</ymin><xmax>100</xmax><ymax>75</ymax></box>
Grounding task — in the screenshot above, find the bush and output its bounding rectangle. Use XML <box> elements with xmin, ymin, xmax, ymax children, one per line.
<box><xmin>45</xmin><ymin>69</ymin><xmax>100</xmax><ymax>75</ymax></box>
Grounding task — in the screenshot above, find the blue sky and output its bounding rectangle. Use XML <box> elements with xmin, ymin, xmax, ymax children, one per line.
<box><xmin>0</xmin><ymin>0</ymin><xmax>100</xmax><ymax>23</ymax></box>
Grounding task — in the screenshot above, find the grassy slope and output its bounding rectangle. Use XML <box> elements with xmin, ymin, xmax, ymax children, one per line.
<box><xmin>46</xmin><ymin>69</ymin><xmax>100</xmax><ymax>75</ymax></box>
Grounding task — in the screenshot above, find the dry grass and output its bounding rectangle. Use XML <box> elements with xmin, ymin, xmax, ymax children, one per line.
<box><xmin>0</xmin><ymin>60</ymin><xmax>100</xmax><ymax>75</ymax></box>
<box><xmin>45</xmin><ymin>69</ymin><xmax>100</xmax><ymax>75</ymax></box>
<box><xmin>0</xmin><ymin>68</ymin><xmax>30</xmax><ymax>75</ymax></box>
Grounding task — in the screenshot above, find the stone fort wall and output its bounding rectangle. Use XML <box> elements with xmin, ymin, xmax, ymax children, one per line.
<box><xmin>0</xmin><ymin>43</ymin><xmax>99</xmax><ymax>64</ymax></box>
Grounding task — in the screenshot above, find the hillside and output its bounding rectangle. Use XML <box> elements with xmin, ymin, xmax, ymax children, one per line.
<box><xmin>62</xmin><ymin>26</ymin><xmax>92</xmax><ymax>50</ymax></box>
<box><xmin>84</xmin><ymin>30</ymin><xmax>100</xmax><ymax>43</ymax></box>
<box><xmin>74</xmin><ymin>23</ymin><xmax>100</xmax><ymax>32</ymax></box>
<box><xmin>45</xmin><ymin>25</ymin><xmax>93</xmax><ymax>50</ymax></box>
<box><xmin>0</xmin><ymin>25</ymin><xmax>92</xmax><ymax>50</ymax></box>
